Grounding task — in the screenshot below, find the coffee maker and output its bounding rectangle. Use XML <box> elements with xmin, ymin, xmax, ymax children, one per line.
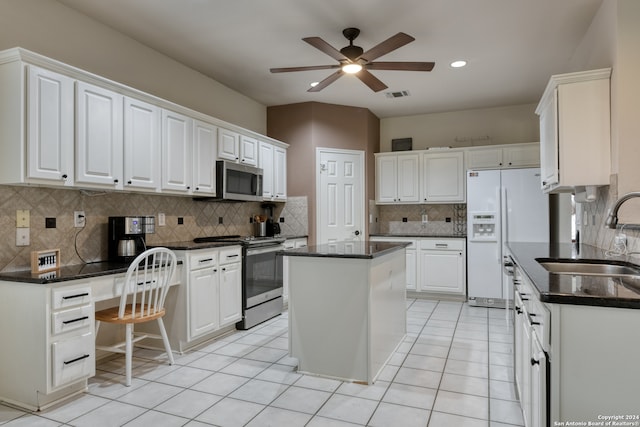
<box><xmin>108</xmin><ymin>216</ymin><xmax>154</xmax><ymax>262</ymax></box>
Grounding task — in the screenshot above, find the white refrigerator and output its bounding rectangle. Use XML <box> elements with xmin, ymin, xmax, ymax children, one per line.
<box><xmin>466</xmin><ymin>168</ymin><xmax>549</xmax><ymax>307</ymax></box>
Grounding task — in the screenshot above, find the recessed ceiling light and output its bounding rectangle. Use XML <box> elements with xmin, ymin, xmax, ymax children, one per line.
<box><xmin>450</xmin><ymin>60</ymin><xmax>467</xmax><ymax>68</ymax></box>
<box><xmin>310</xmin><ymin>82</ymin><xmax>319</xmax><ymax>87</ymax></box>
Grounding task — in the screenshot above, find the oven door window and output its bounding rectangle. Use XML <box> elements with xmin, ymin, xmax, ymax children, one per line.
<box><xmin>245</xmin><ymin>249</ymin><xmax>283</xmax><ymax>303</ymax></box>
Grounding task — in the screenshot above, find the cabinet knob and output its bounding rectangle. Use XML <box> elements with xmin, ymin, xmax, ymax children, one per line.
<box><xmin>127</xmin><ymin>180</ymin><xmax>132</xmax><ymax>185</ymax></box>
<box><xmin>499</xmin><ymin>163</ymin><xmax>502</xmax><ymax>166</ymax></box>
<box><xmin>213</xmin><ymin>269</ymin><xmax>217</xmax><ymax>273</ymax></box>
<box><xmin>195</xmin><ymin>187</ymin><xmax>199</xmax><ymax>191</ymax></box>
<box><xmin>187</xmin><ymin>186</ymin><xmax>191</xmax><ymax>190</ymax></box>
<box><xmin>114</xmin><ymin>179</ymin><xmax>119</xmax><ymax>183</ymax></box>
<box><xmin>509</xmin><ymin>162</ymin><xmax>512</xmax><ymax>165</ymax></box>
<box><xmin>531</xmin><ymin>358</ymin><xmax>540</xmax><ymax>366</ymax></box>
<box><xmin>62</xmin><ymin>174</ymin><xmax>68</xmax><ymax>180</ymax></box>
<box><xmin>222</xmin><ymin>267</ymin><xmax>226</xmax><ymax>271</ymax></box>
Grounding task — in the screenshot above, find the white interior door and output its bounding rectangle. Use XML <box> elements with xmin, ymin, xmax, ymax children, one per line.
<box><xmin>316</xmin><ymin>148</ymin><xmax>365</xmax><ymax>245</ymax></box>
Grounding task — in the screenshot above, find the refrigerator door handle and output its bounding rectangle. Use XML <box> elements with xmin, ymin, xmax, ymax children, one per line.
<box><xmin>501</xmin><ymin>186</ymin><xmax>508</xmax><ymax>250</ymax></box>
<box><xmin>496</xmin><ymin>186</ymin><xmax>503</xmax><ymax>265</ymax></box>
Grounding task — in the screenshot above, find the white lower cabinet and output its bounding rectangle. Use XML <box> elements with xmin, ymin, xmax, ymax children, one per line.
<box><xmin>370</xmin><ymin>237</ymin><xmax>465</xmax><ymax>296</ymax></box>
<box><xmin>282</xmin><ymin>237</ymin><xmax>308</xmax><ymax>303</ymax></box>
<box><xmin>177</xmin><ymin>246</ymin><xmax>243</xmax><ymax>344</ymax></box>
<box><xmin>0</xmin><ymin>281</ymin><xmax>95</xmax><ymax>411</ymax></box>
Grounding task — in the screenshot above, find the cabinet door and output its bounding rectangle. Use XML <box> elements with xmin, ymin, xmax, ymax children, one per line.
<box><xmin>162</xmin><ymin>109</ymin><xmax>192</xmax><ymax>193</ymax></box>
<box><xmin>396</xmin><ymin>153</ymin><xmax>420</xmax><ymax>202</ymax></box>
<box><xmin>419</xmin><ymin>249</ymin><xmax>465</xmax><ymax>294</ymax></box>
<box><xmin>123</xmin><ymin>97</ymin><xmax>161</xmax><ymax>191</ymax></box>
<box><xmin>375</xmin><ymin>155</ymin><xmax>398</xmax><ymax>203</ymax></box>
<box><xmin>530</xmin><ymin>335</ymin><xmax>547</xmax><ymax>427</ymax></box>
<box><xmin>421</xmin><ymin>151</ymin><xmax>465</xmax><ymax>203</ymax></box>
<box><xmin>219</xmin><ymin>262</ymin><xmax>242</xmax><ymax>326</ymax></box>
<box><xmin>503</xmin><ymin>144</ymin><xmax>540</xmax><ymax>168</ymax></box>
<box><xmin>26</xmin><ymin>66</ymin><xmax>74</xmax><ymax>185</ymax></box>
<box><xmin>259</xmin><ymin>141</ymin><xmax>274</xmax><ymax>200</ymax></box>
<box><xmin>75</xmin><ymin>81</ymin><xmax>123</xmax><ymax>189</ymax></box>
<box><xmin>539</xmin><ymin>89</ymin><xmax>559</xmax><ymax>190</ymax></box>
<box><xmin>274</xmin><ymin>146</ymin><xmax>287</xmax><ymax>201</ymax></box>
<box><xmin>217</xmin><ymin>128</ymin><xmax>239</xmax><ymax>161</ymax></box>
<box><xmin>192</xmin><ymin>120</ymin><xmax>217</xmax><ymax>194</ymax></box>
<box><xmin>239</xmin><ymin>135</ymin><xmax>258</xmax><ymax>166</ymax></box>
<box><xmin>465</xmin><ymin>147</ymin><xmax>503</xmax><ymax>169</ymax></box>
<box><xmin>188</xmin><ymin>267</ymin><xmax>219</xmax><ymax>339</ymax></box>
<box><xmin>405</xmin><ymin>249</ymin><xmax>417</xmax><ymax>291</ymax></box>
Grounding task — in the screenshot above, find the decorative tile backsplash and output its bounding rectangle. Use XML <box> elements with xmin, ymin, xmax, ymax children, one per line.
<box><xmin>0</xmin><ymin>186</ymin><xmax>308</xmax><ymax>272</ymax></box>
<box><xmin>376</xmin><ymin>203</ymin><xmax>467</xmax><ymax>236</ymax></box>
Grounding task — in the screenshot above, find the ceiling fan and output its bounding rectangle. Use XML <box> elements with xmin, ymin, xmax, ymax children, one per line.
<box><xmin>270</xmin><ymin>28</ymin><xmax>435</xmax><ymax>93</ymax></box>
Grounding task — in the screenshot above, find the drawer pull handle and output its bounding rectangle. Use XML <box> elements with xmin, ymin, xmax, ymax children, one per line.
<box><xmin>435</xmin><ymin>244</ymin><xmax>448</xmax><ymax>248</ymax></box>
<box><xmin>62</xmin><ymin>292</ymin><xmax>89</xmax><ymax>300</ymax></box>
<box><xmin>226</xmin><ymin>254</ymin><xmax>239</xmax><ymax>258</ymax></box>
<box><xmin>137</xmin><ymin>280</ymin><xmax>154</xmax><ymax>286</ymax></box>
<box><xmin>63</xmin><ymin>354</ymin><xmax>90</xmax><ymax>365</ymax></box>
<box><xmin>62</xmin><ymin>316</ymin><xmax>89</xmax><ymax>325</ymax></box>
<box><xmin>531</xmin><ymin>357</ymin><xmax>540</xmax><ymax>366</ymax></box>
<box><xmin>199</xmin><ymin>258</ymin><xmax>214</xmax><ymax>263</ymax></box>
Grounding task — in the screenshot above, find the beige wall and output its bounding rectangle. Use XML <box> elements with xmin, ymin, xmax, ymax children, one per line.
<box><xmin>0</xmin><ymin>0</ymin><xmax>266</xmax><ymax>133</ymax></box>
<box><xmin>267</xmin><ymin>102</ymin><xmax>380</xmax><ymax>245</ymax></box>
<box><xmin>379</xmin><ymin>103</ymin><xmax>540</xmax><ymax>152</ymax></box>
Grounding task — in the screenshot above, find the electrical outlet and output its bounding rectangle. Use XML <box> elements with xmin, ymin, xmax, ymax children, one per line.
<box><xmin>74</xmin><ymin>211</ymin><xmax>86</xmax><ymax>228</ymax></box>
<box><xmin>158</xmin><ymin>213</ymin><xmax>166</xmax><ymax>226</ymax></box>
<box><xmin>16</xmin><ymin>228</ymin><xmax>29</xmax><ymax>246</ymax></box>
<box><xmin>16</xmin><ymin>210</ymin><xmax>30</xmax><ymax>227</ymax></box>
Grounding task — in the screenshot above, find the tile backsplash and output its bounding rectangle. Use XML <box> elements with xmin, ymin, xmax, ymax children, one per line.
<box><xmin>0</xmin><ymin>186</ymin><xmax>308</xmax><ymax>272</ymax></box>
<box><xmin>375</xmin><ymin>203</ymin><xmax>467</xmax><ymax>236</ymax></box>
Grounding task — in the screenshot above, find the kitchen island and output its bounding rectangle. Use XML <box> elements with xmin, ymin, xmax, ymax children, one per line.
<box><xmin>284</xmin><ymin>241</ymin><xmax>408</xmax><ymax>384</ymax></box>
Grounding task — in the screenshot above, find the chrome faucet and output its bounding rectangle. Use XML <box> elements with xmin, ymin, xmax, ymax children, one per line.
<box><xmin>605</xmin><ymin>192</ymin><xmax>640</xmax><ymax>228</ymax></box>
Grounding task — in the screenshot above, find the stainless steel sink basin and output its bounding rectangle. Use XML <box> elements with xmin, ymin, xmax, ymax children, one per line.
<box><xmin>536</xmin><ymin>259</ymin><xmax>640</xmax><ymax>278</ymax></box>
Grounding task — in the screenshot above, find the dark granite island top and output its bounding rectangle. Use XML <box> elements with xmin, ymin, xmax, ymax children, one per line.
<box><xmin>282</xmin><ymin>241</ymin><xmax>410</xmax><ymax>260</ymax></box>
<box><xmin>506</xmin><ymin>242</ymin><xmax>640</xmax><ymax>309</ymax></box>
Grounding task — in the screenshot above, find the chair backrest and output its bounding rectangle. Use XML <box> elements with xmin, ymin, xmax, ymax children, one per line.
<box><xmin>118</xmin><ymin>247</ymin><xmax>177</xmax><ymax>320</ymax></box>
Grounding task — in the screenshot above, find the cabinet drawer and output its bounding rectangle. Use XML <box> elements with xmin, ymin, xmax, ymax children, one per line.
<box><xmin>219</xmin><ymin>247</ymin><xmax>242</xmax><ymax>265</ymax></box>
<box><xmin>52</xmin><ymin>286</ymin><xmax>92</xmax><ymax>310</ymax></box>
<box><xmin>189</xmin><ymin>251</ymin><xmax>218</xmax><ymax>270</ymax></box>
<box><xmin>419</xmin><ymin>239</ymin><xmax>464</xmax><ymax>251</ymax></box>
<box><xmin>51</xmin><ymin>331</ymin><xmax>94</xmax><ymax>388</ymax></box>
<box><xmin>52</xmin><ymin>304</ymin><xmax>93</xmax><ymax>336</ymax></box>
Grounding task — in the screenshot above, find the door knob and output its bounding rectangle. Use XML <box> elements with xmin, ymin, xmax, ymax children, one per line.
<box><xmin>354</xmin><ymin>230</ymin><xmax>360</xmax><ymax>236</ymax></box>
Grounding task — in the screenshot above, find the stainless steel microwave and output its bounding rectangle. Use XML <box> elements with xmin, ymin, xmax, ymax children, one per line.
<box><xmin>214</xmin><ymin>160</ymin><xmax>263</xmax><ymax>201</ymax></box>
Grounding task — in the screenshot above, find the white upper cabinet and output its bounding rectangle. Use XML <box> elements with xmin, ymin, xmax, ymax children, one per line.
<box><xmin>536</xmin><ymin>68</ymin><xmax>611</xmax><ymax>192</ymax></box>
<box><xmin>217</xmin><ymin>128</ymin><xmax>239</xmax><ymax>162</ymax></box>
<box><xmin>239</xmin><ymin>135</ymin><xmax>258</xmax><ymax>166</ymax></box>
<box><xmin>161</xmin><ymin>109</ymin><xmax>192</xmax><ymax>193</ymax></box>
<box><xmin>274</xmin><ymin>146</ymin><xmax>287</xmax><ymax>201</ymax></box>
<box><xmin>192</xmin><ymin>120</ymin><xmax>217</xmax><ymax>194</ymax></box>
<box><xmin>259</xmin><ymin>141</ymin><xmax>287</xmax><ymax>202</ymax></box>
<box><xmin>375</xmin><ymin>152</ymin><xmax>419</xmax><ymax>204</ymax></box>
<box><xmin>75</xmin><ymin>81</ymin><xmax>123</xmax><ymax>189</ymax></box>
<box><xmin>123</xmin><ymin>97</ymin><xmax>161</xmax><ymax>191</ymax></box>
<box><xmin>465</xmin><ymin>143</ymin><xmax>539</xmax><ymax>170</ymax></box>
<box><xmin>26</xmin><ymin>65</ymin><xmax>74</xmax><ymax>185</ymax></box>
<box><xmin>421</xmin><ymin>151</ymin><xmax>465</xmax><ymax>203</ymax></box>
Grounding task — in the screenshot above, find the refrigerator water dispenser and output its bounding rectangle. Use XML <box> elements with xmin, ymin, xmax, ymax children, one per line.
<box><xmin>470</xmin><ymin>212</ymin><xmax>497</xmax><ymax>241</ymax></box>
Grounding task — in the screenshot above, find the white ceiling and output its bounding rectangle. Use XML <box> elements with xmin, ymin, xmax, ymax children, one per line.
<box><xmin>57</xmin><ymin>0</ymin><xmax>603</xmax><ymax>118</ymax></box>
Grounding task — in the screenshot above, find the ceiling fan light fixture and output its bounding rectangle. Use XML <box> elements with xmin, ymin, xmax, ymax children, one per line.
<box><xmin>310</xmin><ymin>81</ymin><xmax>319</xmax><ymax>87</ymax></box>
<box><xmin>450</xmin><ymin>60</ymin><xmax>467</xmax><ymax>68</ymax></box>
<box><xmin>342</xmin><ymin>63</ymin><xmax>363</xmax><ymax>74</ymax></box>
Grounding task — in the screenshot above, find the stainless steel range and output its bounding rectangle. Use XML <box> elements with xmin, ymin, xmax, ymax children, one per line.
<box><xmin>193</xmin><ymin>235</ymin><xmax>285</xmax><ymax>329</ymax></box>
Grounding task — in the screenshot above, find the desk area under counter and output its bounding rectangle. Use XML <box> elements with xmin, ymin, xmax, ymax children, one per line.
<box><xmin>283</xmin><ymin>241</ymin><xmax>408</xmax><ymax>384</ymax></box>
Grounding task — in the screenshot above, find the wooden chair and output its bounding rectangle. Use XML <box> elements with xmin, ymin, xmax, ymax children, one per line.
<box><xmin>95</xmin><ymin>247</ymin><xmax>176</xmax><ymax>386</ymax></box>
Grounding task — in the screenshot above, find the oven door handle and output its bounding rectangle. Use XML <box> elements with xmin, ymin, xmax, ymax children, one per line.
<box><xmin>246</xmin><ymin>244</ymin><xmax>285</xmax><ymax>256</ymax></box>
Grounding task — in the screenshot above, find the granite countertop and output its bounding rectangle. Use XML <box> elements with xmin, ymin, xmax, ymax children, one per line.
<box><xmin>0</xmin><ymin>261</ymin><xmax>132</xmax><ymax>284</ymax></box>
<box><xmin>156</xmin><ymin>235</ymin><xmax>308</xmax><ymax>251</ymax></box>
<box><xmin>283</xmin><ymin>241</ymin><xmax>409</xmax><ymax>260</ymax></box>
<box><xmin>507</xmin><ymin>242</ymin><xmax>640</xmax><ymax>309</ymax></box>
<box><xmin>370</xmin><ymin>233</ymin><xmax>466</xmax><ymax>239</ymax></box>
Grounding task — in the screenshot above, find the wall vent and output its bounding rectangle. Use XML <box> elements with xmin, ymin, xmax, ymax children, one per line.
<box><xmin>385</xmin><ymin>90</ymin><xmax>410</xmax><ymax>99</ymax></box>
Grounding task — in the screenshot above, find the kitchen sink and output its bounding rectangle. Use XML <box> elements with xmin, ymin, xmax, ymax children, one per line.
<box><xmin>536</xmin><ymin>258</ymin><xmax>640</xmax><ymax>278</ymax></box>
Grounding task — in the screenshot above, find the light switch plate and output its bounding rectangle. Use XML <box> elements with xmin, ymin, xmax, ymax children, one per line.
<box><xmin>16</xmin><ymin>228</ymin><xmax>30</xmax><ymax>246</ymax></box>
<box><xmin>16</xmin><ymin>210</ymin><xmax>30</xmax><ymax>228</ymax></box>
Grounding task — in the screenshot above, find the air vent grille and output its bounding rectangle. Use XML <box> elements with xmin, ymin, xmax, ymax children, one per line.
<box><xmin>385</xmin><ymin>90</ymin><xmax>410</xmax><ymax>99</ymax></box>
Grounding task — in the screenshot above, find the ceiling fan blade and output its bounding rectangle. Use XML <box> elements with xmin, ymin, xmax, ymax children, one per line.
<box><xmin>358</xmin><ymin>32</ymin><xmax>415</xmax><ymax>62</ymax></box>
<box><xmin>303</xmin><ymin>37</ymin><xmax>349</xmax><ymax>62</ymax></box>
<box><xmin>271</xmin><ymin>64</ymin><xmax>340</xmax><ymax>73</ymax></box>
<box><xmin>355</xmin><ymin>69</ymin><xmax>388</xmax><ymax>92</ymax></box>
<box><xmin>308</xmin><ymin>70</ymin><xmax>344</xmax><ymax>92</ymax></box>
<box><xmin>366</xmin><ymin>61</ymin><xmax>435</xmax><ymax>72</ymax></box>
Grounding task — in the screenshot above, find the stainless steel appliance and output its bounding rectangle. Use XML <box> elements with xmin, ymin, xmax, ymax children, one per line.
<box><xmin>195</xmin><ymin>160</ymin><xmax>263</xmax><ymax>202</ymax></box>
<box><xmin>108</xmin><ymin>216</ymin><xmax>154</xmax><ymax>262</ymax></box>
<box><xmin>193</xmin><ymin>235</ymin><xmax>285</xmax><ymax>329</ymax></box>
